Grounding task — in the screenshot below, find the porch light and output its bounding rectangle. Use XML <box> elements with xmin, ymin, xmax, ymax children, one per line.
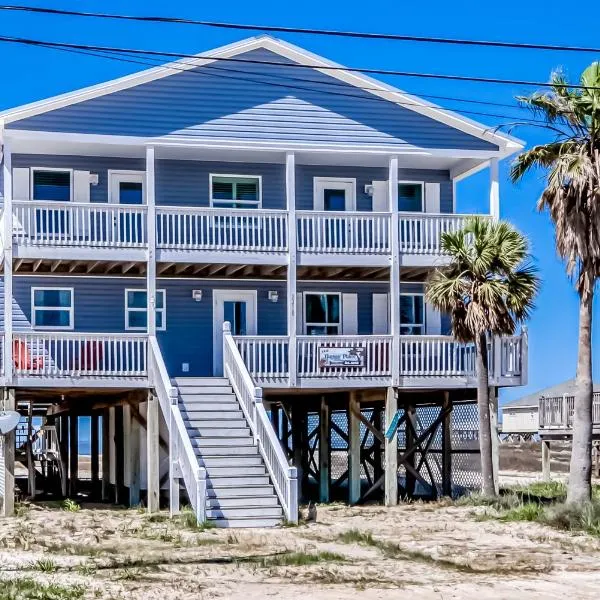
<box><xmin>192</xmin><ymin>290</ymin><xmax>203</xmax><ymax>302</ymax></box>
<box><xmin>268</xmin><ymin>290</ymin><xmax>279</xmax><ymax>303</ymax></box>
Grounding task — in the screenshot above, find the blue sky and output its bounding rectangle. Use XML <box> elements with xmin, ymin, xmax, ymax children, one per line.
<box><xmin>1</xmin><ymin>0</ymin><xmax>598</xmax><ymax>403</ymax></box>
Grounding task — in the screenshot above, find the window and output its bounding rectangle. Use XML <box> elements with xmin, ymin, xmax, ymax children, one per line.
<box><xmin>305</xmin><ymin>293</ymin><xmax>340</xmax><ymax>335</ymax></box>
<box><xmin>125</xmin><ymin>289</ymin><xmax>166</xmax><ymax>331</ymax></box>
<box><xmin>314</xmin><ymin>178</ymin><xmax>356</xmax><ymax>211</ymax></box>
<box><xmin>398</xmin><ymin>182</ymin><xmax>423</xmax><ymax>212</ymax></box>
<box><xmin>32</xmin><ymin>169</ymin><xmax>72</xmax><ymax>202</ymax></box>
<box><xmin>210</xmin><ymin>175</ymin><xmax>261</xmax><ymax>208</ymax></box>
<box><xmin>400</xmin><ymin>294</ymin><xmax>425</xmax><ymax>335</ymax></box>
<box><xmin>32</xmin><ymin>288</ymin><xmax>74</xmax><ymax>330</ymax></box>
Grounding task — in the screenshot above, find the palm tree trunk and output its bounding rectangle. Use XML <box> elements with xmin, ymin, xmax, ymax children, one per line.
<box><xmin>567</xmin><ymin>289</ymin><xmax>594</xmax><ymax>505</ymax></box>
<box><xmin>476</xmin><ymin>332</ymin><xmax>495</xmax><ymax>497</ymax></box>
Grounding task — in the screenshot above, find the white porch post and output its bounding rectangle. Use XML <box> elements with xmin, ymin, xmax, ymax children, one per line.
<box><xmin>3</xmin><ymin>137</ymin><xmax>13</xmax><ymax>383</ymax></box>
<box><xmin>388</xmin><ymin>156</ymin><xmax>400</xmax><ymax>386</ymax></box>
<box><xmin>146</xmin><ymin>146</ymin><xmax>157</xmax><ymax>338</ymax></box>
<box><xmin>489</xmin><ymin>157</ymin><xmax>500</xmax><ymax>220</ymax></box>
<box><xmin>286</xmin><ymin>152</ymin><xmax>297</xmax><ymax>386</ymax></box>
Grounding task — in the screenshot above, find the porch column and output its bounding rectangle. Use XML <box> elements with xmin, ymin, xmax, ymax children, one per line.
<box><xmin>146</xmin><ymin>146</ymin><xmax>157</xmax><ymax>338</ymax></box>
<box><xmin>489</xmin><ymin>158</ymin><xmax>500</xmax><ymax>220</ymax></box>
<box><xmin>388</xmin><ymin>156</ymin><xmax>400</xmax><ymax>386</ymax></box>
<box><xmin>319</xmin><ymin>397</ymin><xmax>330</xmax><ymax>503</ymax></box>
<box><xmin>286</xmin><ymin>152</ymin><xmax>297</xmax><ymax>386</ymax></box>
<box><xmin>146</xmin><ymin>391</ymin><xmax>160</xmax><ymax>513</ymax></box>
<box><xmin>3</xmin><ymin>138</ymin><xmax>13</xmax><ymax>383</ymax></box>
<box><xmin>542</xmin><ymin>439</ymin><xmax>551</xmax><ymax>481</ymax></box>
<box><xmin>384</xmin><ymin>387</ymin><xmax>398</xmax><ymax>506</ymax></box>
<box><xmin>348</xmin><ymin>392</ymin><xmax>361</xmax><ymax>504</ymax></box>
<box><xmin>1</xmin><ymin>389</ymin><xmax>16</xmax><ymax>516</ymax></box>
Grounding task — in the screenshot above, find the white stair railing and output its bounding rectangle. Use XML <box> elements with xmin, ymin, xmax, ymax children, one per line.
<box><xmin>223</xmin><ymin>322</ymin><xmax>298</xmax><ymax>523</ymax></box>
<box><xmin>149</xmin><ymin>336</ymin><xmax>206</xmax><ymax>523</ymax></box>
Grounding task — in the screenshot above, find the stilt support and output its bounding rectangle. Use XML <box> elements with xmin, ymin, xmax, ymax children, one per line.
<box><xmin>2</xmin><ymin>389</ymin><xmax>16</xmax><ymax>516</ymax></box>
<box><xmin>319</xmin><ymin>397</ymin><xmax>330</xmax><ymax>503</ymax></box>
<box><xmin>129</xmin><ymin>403</ymin><xmax>141</xmax><ymax>507</ymax></box>
<box><xmin>542</xmin><ymin>439</ymin><xmax>551</xmax><ymax>482</ymax></box>
<box><xmin>147</xmin><ymin>391</ymin><xmax>160</xmax><ymax>513</ymax></box>
<box><xmin>489</xmin><ymin>386</ymin><xmax>500</xmax><ymax>495</ymax></box>
<box><xmin>69</xmin><ymin>414</ymin><xmax>78</xmax><ymax>497</ymax></box>
<box><xmin>90</xmin><ymin>412</ymin><xmax>100</xmax><ymax>498</ymax></box>
<box><xmin>384</xmin><ymin>387</ymin><xmax>398</xmax><ymax>506</ymax></box>
<box><xmin>441</xmin><ymin>392</ymin><xmax>453</xmax><ymax>497</ymax></box>
<box><xmin>101</xmin><ymin>409</ymin><xmax>110</xmax><ymax>501</ymax></box>
<box><xmin>348</xmin><ymin>392</ymin><xmax>361</xmax><ymax>504</ymax></box>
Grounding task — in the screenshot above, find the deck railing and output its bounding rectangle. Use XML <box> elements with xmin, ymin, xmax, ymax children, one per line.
<box><xmin>156</xmin><ymin>207</ymin><xmax>288</xmax><ymax>253</ymax></box>
<box><xmin>234</xmin><ymin>336</ymin><xmax>290</xmax><ymax>380</ymax></box>
<box><xmin>12</xmin><ymin>332</ymin><xmax>148</xmax><ymax>377</ymax></box>
<box><xmin>399</xmin><ymin>213</ymin><xmax>487</xmax><ymax>255</ymax></box>
<box><xmin>539</xmin><ymin>392</ymin><xmax>600</xmax><ymax>429</ymax></box>
<box><xmin>297</xmin><ymin>211</ymin><xmax>391</xmax><ymax>255</ymax></box>
<box><xmin>224</xmin><ymin>323</ymin><xmax>298</xmax><ymax>523</ymax></box>
<box><xmin>399</xmin><ymin>335</ymin><xmax>477</xmax><ymax>377</ymax></box>
<box><xmin>13</xmin><ymin>201</ymin><xmax>148</xmax><ymax>248</ymax></box>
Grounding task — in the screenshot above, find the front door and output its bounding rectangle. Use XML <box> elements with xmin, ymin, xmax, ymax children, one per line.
<box><xmin>314</xmin><ymin>178</ymin><xmax>356</xmax><ymax>250</ymax></box>
<box><xmin>109</xmin><ymin>171</ymin><xmax>145</xmax><ymax>243</ymax></box>
<box><xmin>212</xmin><ymin>290</ymin><xmax>257</xmax><ymax>376</ymax></box>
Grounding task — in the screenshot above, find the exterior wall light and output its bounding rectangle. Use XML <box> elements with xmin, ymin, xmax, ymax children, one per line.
<box><xmin>192</xmin><ymin>290</ymin><xmax>203</xmax><ymax>302</ymax></box>
<box><xmin>268</xmin><ymin>290</ymin><xmax>279</xmax><ymax>303</ymax></box>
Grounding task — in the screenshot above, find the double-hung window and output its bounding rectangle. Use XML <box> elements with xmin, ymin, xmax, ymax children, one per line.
<box><xmin>305</xmin><ymin>293</ymin><xmax>341</xmax><ymax>335</ymax></box>
<box><xmin>32</xmin><ymin>288</ymin><xmax>74</xmax><ymax>330</ymax></box>
<box><xmin>210</xmin><ymin>175</ymin><xmax>261</xmax><ymax>209</ymax></box>
<box><xmin>125</xmin><ymin>289</ymin><xmax>166</xmax><ymax>331</ymax></box>
<box><xmin>400</xmin><ymin>294</ymin><xmax>425</xmax><ymax>335</ymax></box>
<box><xmin>398</xmin><ymin>182</ymin><xmax>424</xmax><ymax>212</ymax></box>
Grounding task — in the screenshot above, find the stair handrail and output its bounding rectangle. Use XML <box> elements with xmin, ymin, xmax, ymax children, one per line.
<box><xmin>149</xmin><ymin>336</ymin><xmax>207</xmax><ymax>523</ymax></box>
<box><xmin>223</xmin><ymin>322</ymin><xmax>298</xmax><ymax>523</ymax></box>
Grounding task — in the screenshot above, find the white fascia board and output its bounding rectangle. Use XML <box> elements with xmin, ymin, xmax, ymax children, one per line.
<box><xmin>1</xmin><ymin>35</ymin><xmax>523</xmax><ymax>155</ymax></box>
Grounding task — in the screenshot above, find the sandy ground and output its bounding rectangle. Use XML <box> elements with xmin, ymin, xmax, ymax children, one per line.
<box><xmin>1</xmin><ymin>500</ymin><xmax>600</xmax><ymax>600</ymax></box>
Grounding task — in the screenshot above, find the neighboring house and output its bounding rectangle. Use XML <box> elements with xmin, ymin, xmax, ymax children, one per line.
<box><xmin>0</xmin><ymin>35</ymin><xmax>527</xmax><ymax>526</ymax></box>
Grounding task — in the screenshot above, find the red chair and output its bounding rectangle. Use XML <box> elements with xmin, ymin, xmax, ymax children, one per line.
<box><xmin>13</xmin><ymin>339</ymin><xmax>44</xmax><ymax>371</ymax></box>
<box><xmin>80</xmin><ymin>340</ymin><xmax>104</xmax><ymax>371</ymax></box>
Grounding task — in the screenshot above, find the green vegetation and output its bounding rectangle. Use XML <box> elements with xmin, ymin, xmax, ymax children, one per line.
<box><xmin>172</xmin><ymin>508</ymin><xmax>216</xmax><ymax>531</ymax></box>
<box><xmin>337</xmin><ymin>529</ymin><xmax>376</xmax><ymax>546</ymax></box>
<box><xmin>61</xmin><ymin>499</ymin><xmax>80</xmax><ymax>513</ymax></box>
<box><xmin>29</xmin><ymin>558</ymin><xmax>58</xmax><ymax>573</ymax></box>
<box><xmin>0</xmin><ymin>578</ymin><xmax>85</xmax><ymax>600</ymax></box>
<box><xmin>254</xmin><ymin>550</ymin><xmax>345</xmax><ymax>568</ymax></box>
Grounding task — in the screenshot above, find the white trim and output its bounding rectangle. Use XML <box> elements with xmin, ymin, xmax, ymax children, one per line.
<box><xmin>209</xmin><ymin>173</ymin><xmax>262</xmax><ymax>208</ymax></box>
<box><xmin>303</xmin><ymin>291</ymin><xmax>342</xmax><ymax>335</ymax></box>
<box><xmin>30</xmin><ymin>167</ymin><xmax>74</xmax><ymax>202</ymax></box>
<box><xmin>31</xmin><ymin>286</ymin><xmax>74</xmax><ymax>330</ymax></box>
<box><xmin>108</xmin><ymin>170</ymin><xmax>146</xmax><ymax>204</ymax></box>
<box><xmin>313</xmin><ymin>177</ymin><xmax>356</xmax><ymax>211</ymax></box>
<box><xmin>0</xmin><ymin>36</ymin><xmax>523</xmax><ymax>154</ymax></box>
<box><xmin>124</xmin><ymin>288</ymin><xmax>166</xmax><ymax>331</ymax></box>
<box><xmin>398</xmin><ymin>180</ymin><xmax>424</xmax><ymax>212</ymax></box>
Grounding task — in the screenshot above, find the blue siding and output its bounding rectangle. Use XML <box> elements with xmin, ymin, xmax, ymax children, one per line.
<box><xmin>8</xmin><ymin>48</ymin><xmax>497</xmax><ymax>151</ymax></box>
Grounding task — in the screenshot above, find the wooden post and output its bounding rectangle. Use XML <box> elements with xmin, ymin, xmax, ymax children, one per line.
<box><xmin>146</xmin><ymin>391</ymin><xmax>160</xmax><ymax>513</ymax></box>
<box><xmin>2</xmin><ymin>389</ymin><xmax>16</xmax><ymax>516</ymax></box>
<box><xmin>128</xmin><ymin>404</ymin><xmax>141</xmax><ymax>507</ymax></box>
<box><xmin>26</xmin><ymin>400</ymin><xmax>35</xmax><ymax>498</ymax></box>
<box><xmin>441</xmin><ymin>392</ymin><xmax>453</xmax><ymax>497</ymax></box>
<box><xmin>348</xmin><ymin>392</ymin><xmax>361</xmax><ymax>504</ymax></box>
<box><xmin>372</xmin><ymin>406</ymin><xmax>383</xmax><ymax>483</ymax></box>
<box><xmin>388</xmin><ymin>155</ymin><xmax>400</xmax><ymax>386</ymax></box>
<box><xmin>101</xmin><ymin>408</ymin><xmax>110</xmax><ymax>501</ymax></box>
<box><xmin>3</xmin><ymin>140</ymin><xmax>14</xmax><ymax>385</ymax></box>
<box><xmin>90</xmin><ymin>412</ymin><xmax>100</xmax><ymax>498</ymax></box>
<box><xmin>291</xmin><ymin>404</ymin><xmax>304</xmax><ymax>502</ymax></box>
<box><xmin>319</xmin><ymin>396</ymin><xmax>330</xmax><ymax>503</ymax></box>
<box><xmin>384</xmin><ymin>387</ymin><xmax>398</xmax><ymax>506</ymax></box>
<box><xmin>59</xmin><ymin>414</ymin><xmax>68</xmax><ymax>498</ymax></box>
<box><xmin>286</xmin><ymin>152</ymin><xmax>298</xmax><ymax>386</ymax></box>
<box><xmin>541</xmin><ymin>439</ymin><xmax>551</xmax><ymax>482</ymax></box>
<box><xmin>114</xmin><ymin>407</ymin><xmax>124</xmax><ymax>504</ymax></box>
<box><xmin>594</xmin><ymin>442</ymin><xmax>600</xmax><ymax>479</ymax></box>
<box><xmin>489</xmin><ymin>386</ymin><xmax>500</xmax><ymax>495</ymax></box>
<box><xmin>405</xmin><ymin>402</ymin><xmax>416</xmax><ymax>498</ymax></box>
<box><xmin>489</xmin><ymin>157</ymin><xmax>500</xmax><ymax>220</ymax></box>
<box><xmin>69</xmin><ymin>414</ymin><xmax>78</xmax><ymax>497</ymax></box>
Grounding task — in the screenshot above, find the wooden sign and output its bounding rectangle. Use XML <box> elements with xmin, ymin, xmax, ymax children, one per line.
<box><xmin>319</xmin><ymin>346</ymin><xmax>365</xmax><ymax>369</ymax></box>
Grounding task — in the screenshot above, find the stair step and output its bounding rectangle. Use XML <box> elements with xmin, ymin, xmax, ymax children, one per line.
<box><xmin>207</xmin><ymin>495</ymin><xmax>279</xmax><ymax>509</ymax></box>
<box><xmin>182</xmin><ymin>410</ymin><xmax>244</xmax><ymax>421</ymax></box>
<box><xmin>190</xmin><ymin>436</ymin><xmax>254</xmax><ymax>447</ymax></box>
<box><xmin>186</xmin><ymin>418</ymin><xmax>248</xmax><ymax>428</ymax></box>
<box><xmin>181</xmin><ymin>403</ymin><xmax>241</xmax><ymax>413</ymax></box>
<box><xmin>178</xmin><ymin>386</ymin><xmax>233</xmax><ymax>395</ymax></box>
<box><xmin>174</xmin><ymin>377</ymin><xmax>229</xmax><ymax>385</ymax></box>
<box><xmin>208</xmin><ymin>517</ymin><xmax>282</xmax><ymax>528</ymax></box>
<box><xmin>195</xmin><ymin>445</ymin><xmax>259</xmax><ymax>457</ymax></box>
<box><xmin>199</xmin><ymin>455</ymin><xmax>263</xmax><ymax>468</ymax></box>
<box><xmin>208</xmin><ymin>475</ymin><xmax>271</xmax><ymax>487</ymax></box>
<box><xmin>207</xmin><ymin>484</ymin><xmax>274</xmax><ymax>498</ymax></box>
<box><xmin>179</xmin><ymin>393</ymin><xmax>237</xmax><ymax>403</ymax></box>
<box><xmin>206</xmin><ymin>506</ymin><xmax>283</xmax><ymax>520</ymax></box>
<box><xmin>187</xmin><ymin>427</ymin><xmax>251</xmax><ymax>438</ymax></box>
<box><xmin>207</xmin><ymin>465</ymin><xmax>267</xmax><ymax>477</ymax></box>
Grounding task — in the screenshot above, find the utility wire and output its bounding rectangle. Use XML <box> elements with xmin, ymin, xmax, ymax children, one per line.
<box><xmin>1</xmin><ymin>34</ymin><xmax>599</xmax><ymax>91</ymax></box>
<box><xmin>2</xmin><ymin>4</ymin><xmax>600</xmax><ymax>54</ymax></box>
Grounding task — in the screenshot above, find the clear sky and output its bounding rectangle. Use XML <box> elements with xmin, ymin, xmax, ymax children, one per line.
<box><xmin>1</xmin><ymin>0</ymin><xmax>598</xmax><ymax>404</ymax></box>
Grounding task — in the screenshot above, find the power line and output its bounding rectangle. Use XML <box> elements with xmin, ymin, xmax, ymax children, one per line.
<box><xmin>1</xmin><ymin>33</ymin><xmax>599</xmax><ymax>91</ymax></box>
<box><xmin>2</xmin><ymin>4</ymin><xmax>600</xmax><ymax>54</ymax></box>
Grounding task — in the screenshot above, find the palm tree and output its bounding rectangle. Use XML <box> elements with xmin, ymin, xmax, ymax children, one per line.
<box><xmin>427</xmin><ymin>217</ymin><xmax>539</xmax><ymax>497</ymax></box>
<box><xmin>510</xmin><ymin>63</ymin><xmax>600</xmax><ymax>505</ymax></box>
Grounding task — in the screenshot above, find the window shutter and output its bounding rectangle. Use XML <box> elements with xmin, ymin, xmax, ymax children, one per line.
<box><xmin>425</xmin><ymin>183</ymin><xmax>441</xmax><ymax>213</ymax></box>
<box><xmin>372</xmin><ymin>293</ymin><xmax>389</xmax><ymax>334</ymax></box>
<box><xmin>342</xmin><ymin>293</ymin><xmax>358</xmax><ymax>335</ymax></box>
<box><xmin>371</xmin><ymin>181</ymin><xmax>389</xmax><ymax>212</ymax></box>
<box><xmin>296</xmin><ymin>292</ymin><xmax>304</xmax><ymax>334</ymax></box>
<box><xmin>425</xmin><ymin>301</ymin><xmax>442</xmax><ymax>335</ymax></box>
<box><xmin>74</xmin><ymin>170</ymin><xmax>91</xmax><ymax>203</ymax></box>
<box><xmin>12</xmin><ymin>168</ymin><xmax>30</xmax><ymax>200</ymax></box>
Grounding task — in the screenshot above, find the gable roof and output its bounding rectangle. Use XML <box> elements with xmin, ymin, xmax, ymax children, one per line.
<box><xmin>0</xmin><ymin>35</ymin><xmax>523</xmax><ymax>156</ymax></box>
<box><xmin>503</xmin><ymin>379</ymin><xmax>600</xmax><ymax>409</ymax></box>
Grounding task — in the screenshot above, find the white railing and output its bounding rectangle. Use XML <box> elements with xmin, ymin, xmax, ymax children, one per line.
<box><xmin>399</xmin><ymin>213</ymin><xmax>488</xmax><ymax>255</ymax></box>
<box><xmin>223</xmin><ymin>323</ymin><xmax>298</xmax><ymax>523</ymax></box>
<box><xmin>13</xmin><ymin>201</ymin><xmax>148</xmax><ymax>248</ymax></box>
<box><xmin>499</xmin><ymin>335</ymin><xmax>522</xmax><ymax>377</ymax></box>
<box><xmin>297</xmin><ymin>211</ymin><xmax>391</xmax><ymax>254</ymax></box>
<box><xmin>12</xmin><ymin>332</ymin><xmax>148</xmax><ymax>377</ymax></box>
<box><xmin>234</xmin><ymin>336</ymin><xmax>289</xmax><ymax>381</ymax></box>
<box><xmin>539</xmin><ymin>392</ymin><xmax>600</xmax><ymax>429</ymax></box>
<box><xmin>297</xmin><ymin>335</ymin><xmax>392</xmax><ymax>378</ymax></box>
<box><xmin>149</xmin><ymin>337</ymin><xmax>206</xmax><ymax>523</ymax></box>
<box><xmin>156</xmin><ymin>207</ymin><xmax>288</xmax><ymax>253</ymax></box>
<box><xmin>399</xmin><ymin>335</ymin><xmax>477</xmax><ymax>377</ymax></box>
